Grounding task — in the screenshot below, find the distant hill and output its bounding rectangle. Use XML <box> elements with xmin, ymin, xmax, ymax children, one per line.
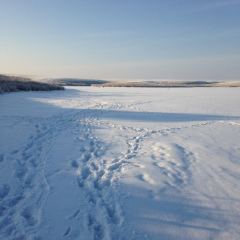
<box><xmin>0</xmin><ymin>74</ymin><xmax>64</xmax><ymax>94</ymax></box>
<box><xmin>92</xmin><ymin>80</ymin><xmax>240</xmax><ymax>87</ymax></box>
<box><xmin>43</xmin><ymin>78</ymin><xmax>109</xmax><ymax>86</ymax></box>
<box><xmin>2</xmin><ymin>75</ymin><xmax>239</xmax><ymax>93</ymax></box>
<box><xmin>43</xmin><ymin>78</ymin><xmax>240</xmax><ymax>88</ymax></box>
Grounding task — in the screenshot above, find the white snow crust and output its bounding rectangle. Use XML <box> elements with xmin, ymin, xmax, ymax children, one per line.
<box><xmin>0</xmin><ymin>87</ymin><xmax>240</xmax><ymax>240</ymax></box>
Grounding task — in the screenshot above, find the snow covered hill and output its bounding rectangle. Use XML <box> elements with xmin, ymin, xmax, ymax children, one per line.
<box><xmin>0</xmin><ymin>87</ymin><xmax>240</xmax><ymax>240</ymax></box>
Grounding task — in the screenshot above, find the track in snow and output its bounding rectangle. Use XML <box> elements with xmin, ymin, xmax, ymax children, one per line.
<box><xmin>1</xmin><ymin>87</ymin><xmax>240</xmax><ymax>240</ymax></box>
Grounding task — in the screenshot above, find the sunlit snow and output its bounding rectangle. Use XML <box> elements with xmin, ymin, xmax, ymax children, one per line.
<box><xmin>0</xmin><ymin>87</ymin><xmax>240</xmax><ymax>240</ymax></box>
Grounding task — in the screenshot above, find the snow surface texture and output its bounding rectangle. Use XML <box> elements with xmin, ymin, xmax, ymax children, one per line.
<box><xmin>0</xmin><ymin>87</ymin><xmax>240</xmax><ymax>240</ymax></box>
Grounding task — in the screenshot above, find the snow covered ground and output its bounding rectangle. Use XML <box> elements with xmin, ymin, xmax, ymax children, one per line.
<box><xmin>0</xmin><ymin>86</ymin><xmax>240</xmax><ymax>240</ymax></box>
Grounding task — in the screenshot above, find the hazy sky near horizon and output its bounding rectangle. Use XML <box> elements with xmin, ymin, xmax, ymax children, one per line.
<box><xmin>1</xmin><ymin>0</ymin><xmax>240</xmax><ymax>80</ymax></box>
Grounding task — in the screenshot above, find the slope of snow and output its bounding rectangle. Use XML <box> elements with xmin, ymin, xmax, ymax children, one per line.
<box><xmin>0</xmin><ymin>87</ymin><xmax>240</xmax><ymax>240</ymax></box>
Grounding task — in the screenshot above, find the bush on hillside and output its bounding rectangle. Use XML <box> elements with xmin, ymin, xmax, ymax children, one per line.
<box><xmin>0</xmin><ymin>74</ymin><xmax>64</xmax><ymax>94</ymax></box>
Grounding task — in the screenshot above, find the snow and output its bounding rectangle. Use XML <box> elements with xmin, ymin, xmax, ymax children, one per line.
<box><xmin>0</xmin><ymin>86</ymin><xmax>240</xmax><ymax>240</ymax></box>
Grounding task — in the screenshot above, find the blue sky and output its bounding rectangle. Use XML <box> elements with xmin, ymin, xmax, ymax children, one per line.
<box><xmin>1</xmin><ymin>0</ymin><xmax>240</xmax><ymax>80</ymax></box>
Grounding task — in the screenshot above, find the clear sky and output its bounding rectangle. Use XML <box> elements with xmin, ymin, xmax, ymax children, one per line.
<box><xmin>1</xmin><ymin>0</ymin><xmax>240</xmax><ymax>80</ymax></box>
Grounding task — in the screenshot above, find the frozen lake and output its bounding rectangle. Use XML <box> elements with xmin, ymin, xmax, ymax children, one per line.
<box><xmin>0</xmin><ymin>87</ymin><xmax>240</xmax><ymax>240</ymax></box>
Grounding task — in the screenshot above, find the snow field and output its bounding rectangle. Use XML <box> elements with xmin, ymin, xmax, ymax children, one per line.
<box><xmin>0</xmin><ymin>87</ymin><xmax>240</xmax><ymax>239</ymax></box>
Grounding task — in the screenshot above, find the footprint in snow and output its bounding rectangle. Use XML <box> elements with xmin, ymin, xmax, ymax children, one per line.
<box><xmin>79</xmin><ymin>146</ymin><xmax>86</xmax><ymax>152</ymax></box>
<box><xmin>21</xmin><ymin>207</ymin><xmax>38</xmax><ymax>227</ymax></box>
<box><xmin>71</xmin><ymin>210</ymin><xmax>80</xmax><ymax>218</ymax></box>
<box><xmin>7</xmin><ymin>194</ymin><xmax>23</xmax><ymax>208</ymax></box>
<box><xmin>63</xmin><ymin>227</ymin><xmax>71</xmax><ymax>237</ymax></box>
<box><xmin>106</xmin><ymin>204</ymin><xmax>121</xmax><ymax>225</ymax></box>
<box><xmin>84</xmin><ymin>153</ymin><xmax>92</xmax><ymax>162</ymax></box>
<box><xmin>0</xmin><ymin>184</ymin><xmax>10</xmax><ymax>200</ymax></box>
<box><xmin>81</xmin><ymin>167</ymin><xmax>91</xmax><ymax>180</ymax></box>
<box><xmin>91</xmin><ymin>162</ymin><xmax>99</xmax><ymax>171</ymax></box>
<box><xmin>11</xmin><ymin>150</ymin><xmax>19</xmax><ymax>154</ymax></box>
<box><xmin>71</xmin><ymin>160</ymin><xmax>79</xmax><ymax>168</ymax></box>
<box><xmin>87</xmin><ymin>214</ymin><xmax>105</xmax><ymax>240</ymax></box>
<box><xmin>77</xmin><ymin>177</ymin><xmax>84</xmax><ymax>188</ymax></box>
<box><xmin>108</xmin><ymin>162</ymin><xmax>121</xmax><ymax>171</ymax></box>
<box><xmin>0</xmin><ymin>154</ymin><xmax>4</xmax><ymax>163</ymax></box>
<box><xmin>137</xmin><ymin>174</ymin><xmax>155</xmax><ymax>185</ymax></box>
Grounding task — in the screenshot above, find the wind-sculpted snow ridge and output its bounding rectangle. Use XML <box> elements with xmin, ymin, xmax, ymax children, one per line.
<box><xmin>0</xmin><ymin>87</ymin><xmax>240</xmax><ymax>239</ymax></box>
